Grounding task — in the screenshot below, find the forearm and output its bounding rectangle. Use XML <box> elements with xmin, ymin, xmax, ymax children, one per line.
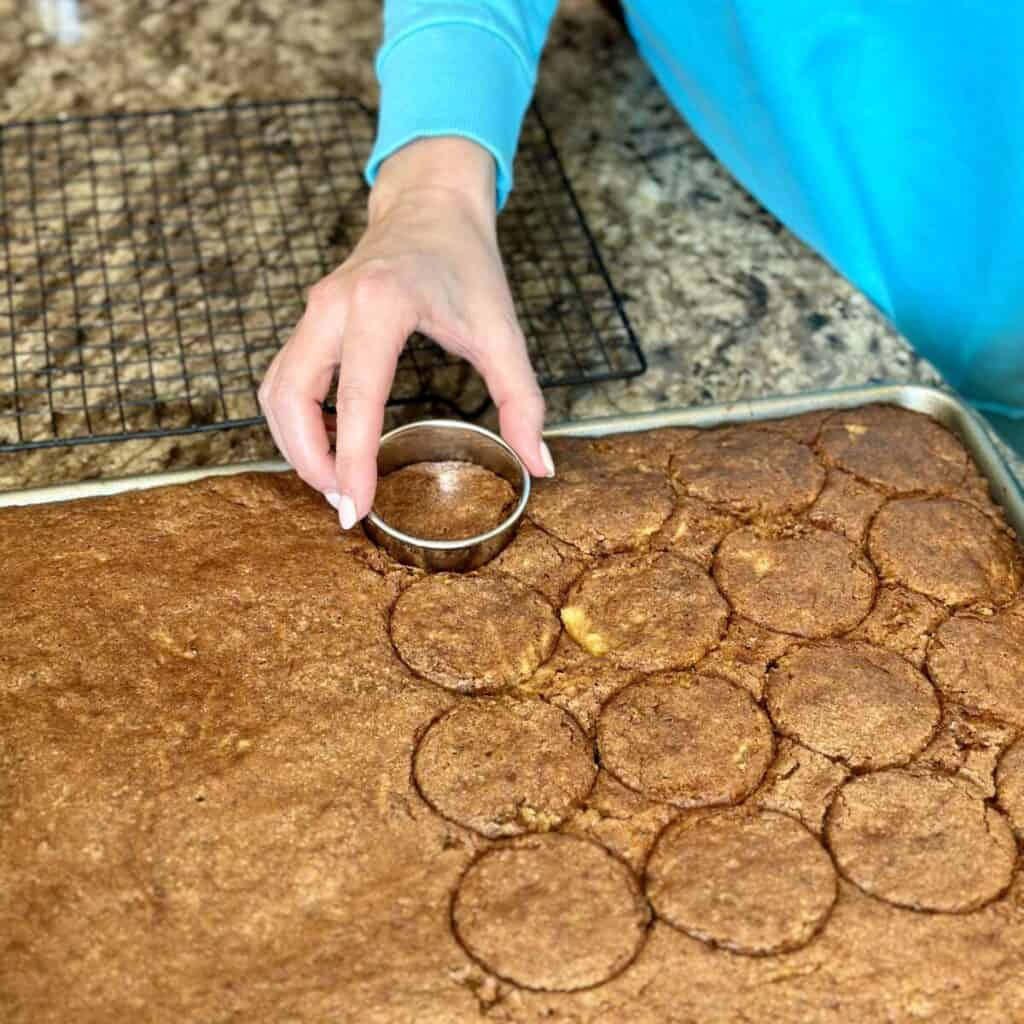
<box><xmin>366</xmin><ymin>1</ymin><xmax>559</xmax><ymax>207</ymax></box>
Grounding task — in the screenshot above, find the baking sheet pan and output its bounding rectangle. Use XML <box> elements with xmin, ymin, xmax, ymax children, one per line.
<box><xmin>3</xmin><ymin>384</ymin><xmax>1022</xmax><ymax>539</ymax></box>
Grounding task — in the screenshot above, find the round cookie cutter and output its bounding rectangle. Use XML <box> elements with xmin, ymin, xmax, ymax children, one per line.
<box><xmin>364</xmin><ymin>420</ymin><xmax>531</xmax><ymax>572</ymax></box>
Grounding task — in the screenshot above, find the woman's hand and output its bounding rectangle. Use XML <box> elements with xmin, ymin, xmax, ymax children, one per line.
<box><xmin>258</xmin><ymin>137</ymin><xmax>553</xmax><ymax>529</ymax></box>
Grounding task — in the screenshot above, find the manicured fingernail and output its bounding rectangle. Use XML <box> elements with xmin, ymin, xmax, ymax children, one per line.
<box><xmin>539</xmin><ymin>441</ymin><xmax>556</xmax><ymax>478</ymax></box>
<box><xmin>324</xmin><ymin>491</ymin><xmax>341</xmax><ymax>511</ymax></box>
<box><xmin>338</xmin><ymin>494</ymin><xmax>357</xmax><ymax>531</ymax></box>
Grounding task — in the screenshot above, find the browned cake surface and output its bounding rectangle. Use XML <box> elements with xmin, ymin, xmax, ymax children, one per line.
<box><xmin>374</xmin><ymin>460</ymin><xmax>517</xmax><ymax>540</ymax></box>
<box><xmin>413</xmin><ymin>697</ymin><xmax>597</xmax><ymax>837</ymax></box>
<box><xmin>528</xmin><ymin>466</ymin><xmax>675</xmax><ymax>555</ymax></box>
<box><xmin>646</xmin><ymin>808</ymin><xmax>837</xmax><ymax>955</ymax></box>
<box><xmin>2</xmin><ymin>403</ymin><xmax>1024</xmax><ymax>1023</ymax></box>
<box><xmin>561</xmin><ymin>551</ymin><xmax>729</xmax><ymax>671</ymax></box>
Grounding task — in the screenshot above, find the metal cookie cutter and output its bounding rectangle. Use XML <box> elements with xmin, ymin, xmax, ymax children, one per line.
<box><xmin>364</xmin><ymin>420</ymin><xmax>531</xmax><ymax>572</ymax></box>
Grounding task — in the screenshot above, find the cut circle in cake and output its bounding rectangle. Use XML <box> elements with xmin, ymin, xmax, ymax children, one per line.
<box><xmin>560</xmin><ymin>551</ymin><xmax>729</xmax><ymax>672</ymax></box>
<box><xmin>714</xmin><ymin>523</ymin><xmax>876</xmax><ymax>638</ymax></box>
<box><xmin>412</xmin><ymin>697</ymin><xmax>597</xmax><ymax>838</ymax></box>
<box><xmin>995</xmin><ymin>737</ymin><xmax>1024</xmax><ymax>838</ymax></box>
<box><xmin>646</xmin><ymin>809</ymin><xmax>837</xmax><ymax>955</ymax></box>
<box><xmin>818</xmin><ymin>404</ymin><xmax>968</xmax><ymax>495</ymax></box>
<box><xmin>390</xmin><ymin>573</ymin><xmax>560</xmax><ymax>693</ymax></box>
<box><xmin>528</xmin><ymin>468</ymin><xmax>675</xmax><ymax>556</ymax></box>
<box><xmin>596</xmin><ymin>673</ymin><xmax>774</xmax><ymax>808</ymax></box>
<box><xmin>451</xmin><ymin>833</ymin><xmax>649</xmax><ymax>991</ymax></box>
<box><xmin>765</xmin><ymin>640</ymin><xmax>941</xmax><ymax>770</ymax></box>
<box><xmin>825</xmin><ymin>769</ymin><xmax>1017</xmax><ymax>913</ymax></box>
<box><xmin>925</xmin><ymin>602</ymin><xmax>1024</xmax><ymax>727</ymax></box>
<box><xmin>372</xmin><ymin>460</ymin><xmax>517</xmax><ymax>541</ymax></box>
<box><xmin>868</xmin><ymin>498</ymin><xmax>1021</xmax><ymax>607</ymax></box>
<box><xmin>669</xmin><ymin>426</ymin><xmax>826</xmax><ymax>516</ymax></box>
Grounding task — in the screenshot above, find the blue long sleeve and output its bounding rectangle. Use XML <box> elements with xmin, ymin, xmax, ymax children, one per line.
<box><xmin>367</xmin><ymin>1</ymin><xmax>1024</xmax><ymax>447</ymax></box>
<box><xmin>365</xmin><ymin>1</ymin><xmax>557</xmax><ymax>207</ymax></box>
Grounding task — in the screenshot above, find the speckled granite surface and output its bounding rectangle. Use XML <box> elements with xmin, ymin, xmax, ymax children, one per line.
<box><xmin>1</xmin><ymin>0</ymin><xmax>1019</xmax><ymax>490</ymax></box>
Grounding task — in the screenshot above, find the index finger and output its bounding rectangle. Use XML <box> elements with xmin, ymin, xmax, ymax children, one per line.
<box><xmin>261</xmin><ymin>292</ymin><xmax>345</xmax><ymax>494</ymax></box>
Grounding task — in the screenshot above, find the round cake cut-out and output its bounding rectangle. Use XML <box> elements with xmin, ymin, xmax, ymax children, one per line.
<box><xmin>714</xmin><ymin>525</ymin><xmax>876</xmax><ymax>638</ymax></box>
<box><xmin>646</xmin><ymin>809</ymin><xmax>837</xmax><ymax>955</ymax></box>
<box><xmin>528</xmin><ymin>468</ymin><xmax>675</xmax><ymax>556</ymax></box>
<box><xmin>413</xmin><ymin>698</ymin><xmax>597</xmax><ymax>837</ymax></box>
<box><xmin>766</xmin><ymin>641</ymin><xmax>940</xmax><ymax>770</ymax></box>
<box><xmin>373</xmin><ymin>461</ymin><xmax>517</xmax><ymax>541</ymax></box>
<box><xmin>597</xmin><ymin>673</ymin><xmax>774</xmax><ymax>807</ymax></box>
<box><xmin>826</xmin><ymin>770</ymin><xmax>1017</xmax><ymax>913</ymax></box>
<box><xmin>996</xmin><ymin>737</ymin><xmax>1024</xmax><ymax>837</ymax></box>
<box><xmin>925</xmin><ymin>604</ymin><xmax>1024</xmax><ymax>726</ymax></box>
<box><xmin>670</xmin><ymin>427</ymin><xmax>826</xmax><ymax>516</ymax></box>
<box><xmin>452</xmin><ymin>833</ymin><xmax>649</xmax><ymax>991</ymax></box>
<box><xmin>561</xmin><ymin>551</ymin><xmax>729</xmax><ymax>672</ymax></box>
<box><xmin>391</xmin><ymin>574</ymin><xmax>559</xmax><ymax>693</ymax></box>
<box><xmin>818</xmin><ymin>405</ymin><xmax>968</xmax><ymax>495</ymax></box>
<box><xmin>868</xmin><ymin>498</ymin><xmax>1021</xmax><ymax>607</ymax></box>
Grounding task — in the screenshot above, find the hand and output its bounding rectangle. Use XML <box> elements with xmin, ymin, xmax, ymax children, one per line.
<box><xmin>258</xmin><ymin>137</ymin><xmax>554</xmax><ymax>529</ymax></box>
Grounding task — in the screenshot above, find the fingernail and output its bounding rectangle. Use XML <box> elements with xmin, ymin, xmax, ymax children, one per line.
<box><xmin>338</xmin><ymin>494</ymin><xmax>358</xmax><ymax>531</ymax></box>
<box><xmin>324</xmin><ymin>491</ymin><xmax>341</xmax><ymax>511</ymax></box>
<box><xmin>539</xmin><ymin>441</ymin><xmax>556</xmax><ymax>478</ymax></box>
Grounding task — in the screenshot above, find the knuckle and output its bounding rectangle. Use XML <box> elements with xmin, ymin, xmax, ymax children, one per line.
<box><xmin>305</xmin><ymin>277</ymin><xmax>341</xmax><ymax>315</ymax></box>
<box><xmin>349</xmin><ymin>264</ymin><xmax>404</xmax><ymax>314</ymax></box>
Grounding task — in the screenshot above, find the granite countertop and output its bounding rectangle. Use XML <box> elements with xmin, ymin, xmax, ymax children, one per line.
<box><xmin>1</xmin><ymin>0</ymin><xmax>1019</xmax><ymax>490</ymax></box>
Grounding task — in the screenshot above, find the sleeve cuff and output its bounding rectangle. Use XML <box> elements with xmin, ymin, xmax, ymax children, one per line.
<box><xmin>364</xmin><ymin>22</ymin><xmax>536</xmax><ymax>209</ymax></box>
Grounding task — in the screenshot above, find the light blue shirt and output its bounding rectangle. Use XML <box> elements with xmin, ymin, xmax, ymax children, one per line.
<box><xmin>367</xmin><ymin>1</ymin><xmax>1024</xmax><ymax>451</ymax></box>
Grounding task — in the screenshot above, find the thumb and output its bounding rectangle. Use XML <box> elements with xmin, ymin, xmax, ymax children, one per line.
<box><xmin>468</xmin><ymin>320</ymin><xmax>552</xmax><ymax>478</ymax></box>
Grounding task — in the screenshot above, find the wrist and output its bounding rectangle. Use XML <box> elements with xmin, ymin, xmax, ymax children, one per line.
<box><xmin>369</xmin><ymin>136</ymin><xmax>497</xmax><ymax>225</ymax></box>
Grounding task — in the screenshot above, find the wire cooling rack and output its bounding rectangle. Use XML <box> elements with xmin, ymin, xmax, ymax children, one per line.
<box><xmin>0</xmin><ymin>97</ymin><xmax>644</xmax><ymax>452</ymax></box>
